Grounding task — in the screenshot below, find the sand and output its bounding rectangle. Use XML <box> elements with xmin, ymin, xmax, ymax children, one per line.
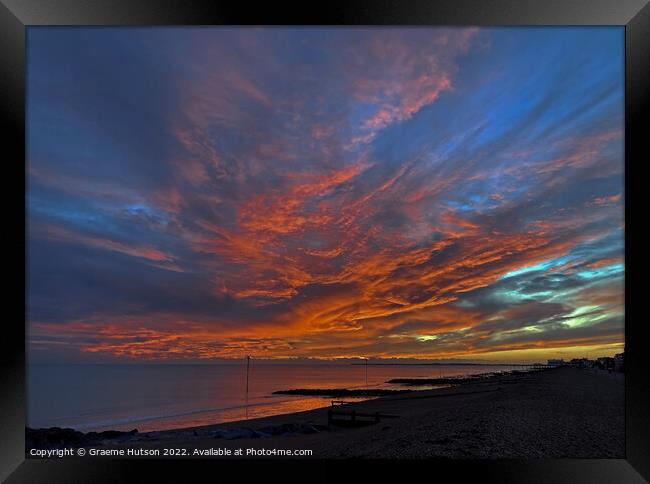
<box><xmin>107</xmin><ymin>367</ymin><xmax>624</xmax><ymax>458</ymax></box>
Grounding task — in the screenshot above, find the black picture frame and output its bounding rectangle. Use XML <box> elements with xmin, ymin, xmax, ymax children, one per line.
<box><xmin>2</xmin><ymin>0</ymin><xmax>648</xmax><ymax>482</ymax></box>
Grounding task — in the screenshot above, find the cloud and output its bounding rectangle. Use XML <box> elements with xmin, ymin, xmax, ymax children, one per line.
<box><xmin>27</xmin><ymin>27</ymin><xmax>624</xmax><ymax>362</ymax></box>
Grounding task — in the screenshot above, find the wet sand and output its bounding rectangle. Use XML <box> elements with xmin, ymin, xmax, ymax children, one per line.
<box><xmin>107</xmin><ymin>367</ymin><xmax>624</xmax><ymax>458</ymax></box>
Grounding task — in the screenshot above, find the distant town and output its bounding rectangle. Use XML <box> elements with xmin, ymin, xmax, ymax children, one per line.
<box><xmin>545</xmin><ymin>352</ymin><xmax>624</xmax><ymax>372</ymax></box>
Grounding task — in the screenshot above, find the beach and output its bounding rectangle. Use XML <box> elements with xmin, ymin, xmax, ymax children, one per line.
<box><xmin>29</xmin><ymin>367</ymin><xmax>624</xmax><ymax>458</ymax></box>
<box><xmin>27</xmin><ymin>363</ymin><xmax>524</xmax><ymax>432</ymax></box>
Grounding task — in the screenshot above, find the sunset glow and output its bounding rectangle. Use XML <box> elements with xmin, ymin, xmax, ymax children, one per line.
<box><xmin>27</xmin><ymin>27</ymin><xmax>624</xmax><ymax>363</ymax></box>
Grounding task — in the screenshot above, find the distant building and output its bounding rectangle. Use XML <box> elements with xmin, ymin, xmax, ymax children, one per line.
<box><xmin>614</xmin><ymin>352</ymin><xmax>624</xmax><ymax>372</ymax></box>
<box><xmin>547</xmin><ymin>359</ymin><xmax>565</xmax><ymax>367</ymax></box>
<box><xmin>596</xmin><ymin>357</ymin><xmax>615</xmax><ymax>371</ymax></box>
<box><xmin>570</xmin><ymin>358</ymin><xmax>591</xmax><ymax>368</ymax></box>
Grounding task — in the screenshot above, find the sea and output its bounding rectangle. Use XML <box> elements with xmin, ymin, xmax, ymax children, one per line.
<box><xmin>27</xmin><ymin>363</ymin><xmax>523</xmax><ymax>432</ymax></box>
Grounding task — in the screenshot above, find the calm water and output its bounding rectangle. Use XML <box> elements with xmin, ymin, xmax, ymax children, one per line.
<box><xmin>27</xmin><ymin>363</ymin><xmax>521</xmax><ymax>432</ymax></box>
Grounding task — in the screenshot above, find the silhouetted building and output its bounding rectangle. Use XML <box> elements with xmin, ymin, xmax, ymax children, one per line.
<box><xmin>547</xmin><ymin>359</ymin><xmax>565</xmax><ymax>367</ymax></box>
<box><xmin>596</xmin><ymin>357</ymin><xmax>615</xmax><ymax>371</ymax></box>
<box><xmin>570</xmin><ymin>358</ymin><xmax>591</xmax><ymax>368</ymax></box>
<box><xmin>614</xmin><ymin>352</ymin><xmax>624</xmax><ymax>372</ymax></box>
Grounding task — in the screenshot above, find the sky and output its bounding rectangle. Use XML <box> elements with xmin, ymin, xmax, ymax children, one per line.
<box><xmin>27</xmin><ymin>27</ymin><xmax>624</xmax><ymax>363</ymax></box>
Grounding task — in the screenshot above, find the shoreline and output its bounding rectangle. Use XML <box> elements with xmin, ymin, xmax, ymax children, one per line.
<box><xmin>28</xmin><ymin>367</ymin><xmax>529</xmax><ymax>434</ymax></box>
<box><xmin>26</xmin><ymin>367</ymin><xmax>625</xmax><ymax>458</ymax></box>
<box><xmin>26</xmin><ymin>368</ymin><xmax>535</xmax><ymax>443</ymax></box>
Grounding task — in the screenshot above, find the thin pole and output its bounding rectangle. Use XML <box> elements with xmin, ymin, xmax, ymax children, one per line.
<box><xmin>365</xmin><ymin>358</ymin><xmax>368</xmax><ymax>387</ymax></box>
<box><xmin>246</xmin><ymin>355</ymin><xmax>250</xmax><ymax>397</ymax></box>
<box><xmin>245</xmin><ymin>355</ymin><xmax>250</xmax><ymax>419</ymax></box>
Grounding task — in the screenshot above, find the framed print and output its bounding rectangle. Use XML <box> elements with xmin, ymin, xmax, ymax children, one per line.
<box><xmin>2</xmin><ymin>0</ymin><xmax>649</xmax><ymax>482</ymax></box>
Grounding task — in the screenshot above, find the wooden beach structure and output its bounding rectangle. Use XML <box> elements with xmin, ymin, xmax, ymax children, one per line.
<box><xmin>327</xmin><ymin>400</ymin><xmax>399</xmax><ymax>427</ymax></box>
